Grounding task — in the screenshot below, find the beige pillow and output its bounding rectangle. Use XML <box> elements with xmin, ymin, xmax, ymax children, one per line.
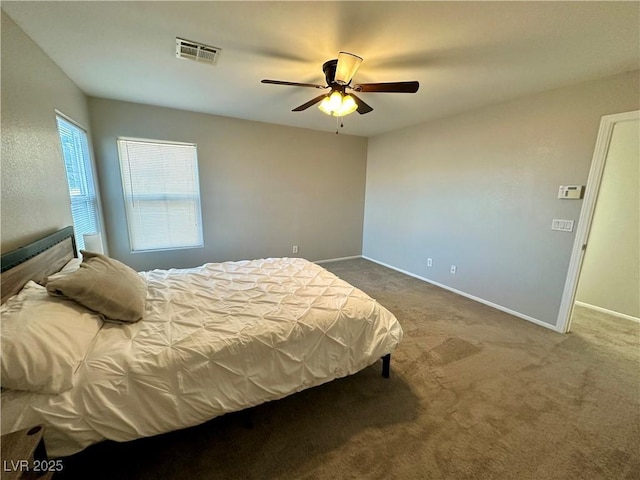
<box><xmin>46</xmin><ymin>251</ymin><xmax>147</xmax><ymax>323</ymax></box>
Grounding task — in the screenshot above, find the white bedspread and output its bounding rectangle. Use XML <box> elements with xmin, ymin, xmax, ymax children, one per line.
<box><xmin>1</xmin><ymin>258</ymin><xmax>402</xmax><ymax>457</ymax></box>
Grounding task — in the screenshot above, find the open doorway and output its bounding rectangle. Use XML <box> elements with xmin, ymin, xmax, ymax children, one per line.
<box><xmin>558</xmin><ymin>110</ymin><xmax>639</xmax><ymax>333</ymax></box>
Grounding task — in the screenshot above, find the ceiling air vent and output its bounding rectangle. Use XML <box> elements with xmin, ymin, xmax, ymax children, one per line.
<box><xmin>175</xmin><ymin>38</ymin><xmax>221</xmax><ymax>65</ymax></box>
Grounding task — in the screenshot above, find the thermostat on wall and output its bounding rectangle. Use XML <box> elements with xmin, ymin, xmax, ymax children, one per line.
<box><xmin>558</xmin><ymin>185</ymin><xmax>584</xmax><ymax>199</ymax></box>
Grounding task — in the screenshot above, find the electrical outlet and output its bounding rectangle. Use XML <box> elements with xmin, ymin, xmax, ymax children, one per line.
<box><xmin>427</xmin><ymin>258</ymin><xmax>433</xmax><ymax>267</ymax></box>
<box><xmin>292</xmin><ymin>245</ymin><xmax>298</xmax><ymax>254</ymax></box>
<box><xmin>450</xmin><ymin>265</ymin><xmax>456</xmax><ymax>274</ymax></box>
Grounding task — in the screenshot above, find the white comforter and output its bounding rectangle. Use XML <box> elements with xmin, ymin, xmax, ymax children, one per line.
<box><xmin>1</xmin><ymin>258</ymin><xmax>402</xmax><ymax>457</ymax></box>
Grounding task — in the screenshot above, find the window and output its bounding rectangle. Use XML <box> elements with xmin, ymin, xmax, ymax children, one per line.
<box><xmin>56</xmin><ymin>114</ymin><xmax>100</xmax><ymax>251</ymax></box>
<box><xmin>117</xmin><ymin>138</ymin><xmax>203</xmax><ymax>252</ymax></box>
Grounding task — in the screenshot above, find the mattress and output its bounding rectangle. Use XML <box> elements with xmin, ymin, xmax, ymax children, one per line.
<box><xmin>1</xmin><ymin>258</ymin><xmax>402</xmax><ymax>457</ymax></box>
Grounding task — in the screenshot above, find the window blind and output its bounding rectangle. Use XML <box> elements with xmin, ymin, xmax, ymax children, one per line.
<box><xmin>56</xmin><ymin>115</ymin><xmax>99</xmax><ymax>251</ymax></box>
<box><xmin>117</xmin><ymin>138</ymin><xmax>203</xmax><ymax>252</ymax></box>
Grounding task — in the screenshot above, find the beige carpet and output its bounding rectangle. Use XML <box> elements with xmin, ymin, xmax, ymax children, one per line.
<box><xmin>54</xmin><ymin>259</ymin><xmax>639</xmax><ymax>479</ymax></box>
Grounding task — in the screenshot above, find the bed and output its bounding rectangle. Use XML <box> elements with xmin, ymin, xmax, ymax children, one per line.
<box><xmin>0</xmin><ymin>227</ymin><xmax>403</xmax><ymax>457</ymax></box>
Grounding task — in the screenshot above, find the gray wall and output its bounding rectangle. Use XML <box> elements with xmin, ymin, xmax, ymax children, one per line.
<box><xmin>363</xmin><ymin>70</ymin><xmax>640</xmax><ymax>328</ymax></box>
<box><xmin>88</xmin><ymin>98</ymin><xmax>367</xmax><ymax>271</ymax></box>
<box><xmin>1</xmin><ymin>12</ymin><xmax>95</xmax><ymax>251</ymax></box>
<box><xmin>576</xmin><ymin>118</ymin><xmax>639</xmax><ymax>319</ymax></box>
<box><xmin>2</xmin><ymin>8</ymin><xmax>637</xmax><ymax>330</ymax></box>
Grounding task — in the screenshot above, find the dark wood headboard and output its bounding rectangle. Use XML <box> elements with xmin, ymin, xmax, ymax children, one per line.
<box><xmin>0</xmin><ymin>226</ymin><xmax>77</xmax><ymax>303</ymax></box>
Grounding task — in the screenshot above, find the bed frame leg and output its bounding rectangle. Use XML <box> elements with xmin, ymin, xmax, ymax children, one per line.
<box><xmin>382</xmin><ymin>354</ymin><xmax>391</xmax><ymax>378</ymax></box>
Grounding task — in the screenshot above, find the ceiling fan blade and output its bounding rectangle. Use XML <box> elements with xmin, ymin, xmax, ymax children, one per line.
<box><xmin>292</xmin><ymin>93</ymin><xmax>329</xmax><ymax>112</ymax></box>
<box><xmin>261</xmin><ymin>79</ymin><xmax>327</xmax><ymax>89</ymax></box>
<box><xmin>349</xmin><ymin>93</ymin><xmax>373</xmax><ymax>115</ymax></box>
<box><xmin>352</xmin><ymin>81</ymin><xmax>419</xmax><ymax>93</ymax></box>
<box><xmin>335</xmin><ymin>52</ymin><xmax>363</xmax><ymax>85</ymax></box>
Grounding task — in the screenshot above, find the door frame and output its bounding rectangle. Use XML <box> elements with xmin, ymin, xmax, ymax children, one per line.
<box><xmin>556</xmin><ymin>110</ymin><xmax>639</xmax><ymax>333</ymax></box>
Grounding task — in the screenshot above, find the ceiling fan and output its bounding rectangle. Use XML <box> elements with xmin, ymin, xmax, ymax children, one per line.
<box><xmin>261</xmin><ymin>52</ymin><xmax>419</xmax><ymax>118</ymax></box>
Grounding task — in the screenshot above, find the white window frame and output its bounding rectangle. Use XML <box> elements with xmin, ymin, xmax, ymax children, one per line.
<box><xmin>117</xmin><ymin>137</ymin><xmax>204</xmax><ymax>253</ymax></box>
<box><xmin>55</xmin><ymin>111</ymin><xmax>101</xmax><ymax>252</ymax></box>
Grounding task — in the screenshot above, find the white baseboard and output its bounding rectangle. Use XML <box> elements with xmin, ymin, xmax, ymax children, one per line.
<box><xmin>315</xmin><ymin>255</ymin><xmax>362</xmax><ymax>265</ymax></box>
<box><xmin>362</xmin><ymin>256</ymin><xmax>562</xmax><ymax>333</ymax></box>
<box><xmin>574</xmin><ymin>301</ymin><xmax>640</xmax><ymax>323</ymax></box>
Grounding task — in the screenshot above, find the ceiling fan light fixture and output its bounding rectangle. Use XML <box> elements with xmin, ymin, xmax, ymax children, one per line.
<box><xmin>318</xmin><ymin>98</ymin><xmax>332</xmax><ymax>115</ymax></box>
<box><xmin>318</xmin><ymin>91</ymin><xmax>358</xmax><ymax>117</ymax></box>
<box><xmin>340</xmin><ymin>95</ymin><xmax>358</xmax><ymax>116</ymax></box>
<box><xmin>328</xmin><ymin>90</ymin><xmax>343</xmax><ymax>110</ymax></box>
<box><xmin>335</xmin><ymin>52</ymin><xmax>363</xmax><ymax>85</ymax></box>
<box><xmin>319</xmin><ymin>91</ymin><xmax>341</xmax><ymax>115</ymax></box>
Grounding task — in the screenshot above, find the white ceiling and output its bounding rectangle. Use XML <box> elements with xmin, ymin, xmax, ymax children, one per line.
<box><xmin>3</xmin><ymin>1</ymin><xmax>639</xmax><ymax>137</ymax></box>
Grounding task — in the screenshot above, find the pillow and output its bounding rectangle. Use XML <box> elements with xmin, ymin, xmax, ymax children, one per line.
<box><xmin>1</xmin><ymin>281</ymin><xmax>103</xmax><ymax>393</ymax></box>
<box><xmin>44</xmin><ymin>257</ymin><xmax>82</xmax><ymax>284</ymax></box>
<box><xmin>46</xmin><ymin>251</ymin><xmax>147</xmax><ymax>323</ymax></box>
<box><xmin>60</xmin><ymin>257</ymin><xmax>82</xmax><ymax>273</ymax></box>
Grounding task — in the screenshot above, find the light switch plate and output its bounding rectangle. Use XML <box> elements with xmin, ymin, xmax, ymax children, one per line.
<box><xmin>552</xmin><ymin>219</ymin><xmax>574</xmax><ymax>232</ymax></box>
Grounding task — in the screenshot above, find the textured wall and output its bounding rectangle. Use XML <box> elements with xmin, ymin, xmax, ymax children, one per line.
<box><xmin>576</xmin><ymin>118</ymin><xmax>639</xmax><ymax>318</ymax></box>
<box><xmin>88</xmin><ymin>98</ymin><xmax>367</xmax><ymax>271</ymax></box>
<box><xmin>363</xmin><ymin>70</ymin><xmax>640</xmax><ymax>328</ymax></box>
<box><xmin>1</xmin><ymin>13</ymin><xmax>94</xmax><ymax>252</ymax></box>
